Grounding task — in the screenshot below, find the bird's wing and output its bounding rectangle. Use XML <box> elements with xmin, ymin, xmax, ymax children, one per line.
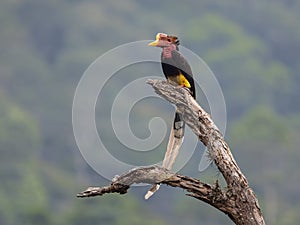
<box><xmin>171</xmin><ymin>50</ymin><xmax>193</xmax><ymax>77</ymax></box>
<box><xmin>171</xmin><ymin>50</ymin><xmax>196</xmax><ymax>98</ymax></box>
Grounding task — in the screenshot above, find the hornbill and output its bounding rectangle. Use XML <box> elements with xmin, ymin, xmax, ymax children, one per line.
<box><xmin>145</xmin><ymin>33</ymin><xmax>196</xmax><ymax>199</ymax></box>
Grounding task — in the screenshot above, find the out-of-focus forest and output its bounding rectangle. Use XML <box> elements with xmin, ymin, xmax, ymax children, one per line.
<box><xmin>1</xmin><ymin>0</ymin><xmax>300</xmax><ymax>224</ymax></box>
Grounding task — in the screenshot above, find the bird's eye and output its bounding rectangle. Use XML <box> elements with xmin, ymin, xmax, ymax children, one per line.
<box><xmin>167</xmin><ymin>38</ymin><xmax>171</xmax><ymax>42</ymax></box>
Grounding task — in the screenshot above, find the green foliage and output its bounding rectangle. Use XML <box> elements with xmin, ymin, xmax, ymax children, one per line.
<box><xmin>229</xmin><ymin>107</ymin><xmax>300</xmax><ymax>225</ymax></box>
<box><xmin>230</xmin><ymin>106</ymin><xmax>289</xmax><ymax>144</ymax></box>
<box><xmin>0</xmin><ymin>95</ymin><xmax>40</xmax><ymax>170</ymax></box>
<box><xmin>185</xmin><ymin>13</ymin><xmax>292</xmax><ymax>117</ymax></box>
<box><xmin>61</xmin><ymin>195</ymin><xmax>165</xmax><ymax>225</ymax></box>
<box><xmin>0</xmin><ymin>0</ymin><xmax>300</xmax><ymax>224</ymax></box>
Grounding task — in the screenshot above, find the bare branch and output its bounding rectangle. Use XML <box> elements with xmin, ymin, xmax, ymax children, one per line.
<box><xmin>77</xmin><ymin>166</ymin><xmax>209</xmax><ymax>197</ymax></box>
<box><xmin>77</xmin><ymin>165</ymin><xmax>228</xmax><ymax>214</ymax></box>
<box><xmin>77</xmin><ymin>80</ymin><xmax>265</xmax><ymax>225</ymax></box>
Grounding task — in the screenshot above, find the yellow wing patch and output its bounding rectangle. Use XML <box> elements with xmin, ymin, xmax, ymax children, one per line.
<box><xmin>178</xmin><ymin>74</ymin><xmax>191</xmax><ymax>88</ymax></box>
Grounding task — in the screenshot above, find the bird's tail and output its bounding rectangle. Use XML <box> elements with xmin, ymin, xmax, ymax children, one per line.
<box><xmin>145</xmin><ymin>183</ymin><xmax>160</xmax><ymax>200</ymax></box>
<box><xmin>144</xmin><ymin>110</ymin><xmax>185</xmax><ymax>199</ymax></box>
<box><xmin>162</xmin><ymin>110</ymin><xmax>185</xmax><ymax>170</ymax></box>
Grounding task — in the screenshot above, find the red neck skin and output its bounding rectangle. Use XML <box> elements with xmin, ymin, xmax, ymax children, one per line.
<box><xmin>162</xmin><ymin>44</ymin><xmax>177</xmax><ymax>59</ymax></box>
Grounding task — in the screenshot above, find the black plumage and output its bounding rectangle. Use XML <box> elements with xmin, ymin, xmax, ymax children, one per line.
<box><xmin>161</xmin><ymin>49</ymin><xmax>196</xmax><ymax>99</ymax></box>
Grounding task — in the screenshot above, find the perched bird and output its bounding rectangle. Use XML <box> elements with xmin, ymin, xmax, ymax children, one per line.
<box><xmin>149</xmin><ymin>33</ymin><xmax>196</xmax><ymax>98</ymax></box>
<box><xmin>145</xmin><ymin>33</ymin><xmax>196</xmax><ymax>199</ymax></box>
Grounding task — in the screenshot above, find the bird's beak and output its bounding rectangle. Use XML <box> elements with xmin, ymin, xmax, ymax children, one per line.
<box><xmin>148</xmin><ymin>39</ymin><xmax>159</xmax><ymax>46</ymax></box>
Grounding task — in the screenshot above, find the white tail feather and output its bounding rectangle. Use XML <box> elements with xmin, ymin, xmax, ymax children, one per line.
<box><xmin>144</xmin><ymin>184</ymin><xmax>160</xmax><ymax>200</ymax></box>
<box><xmin>144</xmin><ymin>109</ymin><xmax>184</xmax><ymax>199</ymax></box>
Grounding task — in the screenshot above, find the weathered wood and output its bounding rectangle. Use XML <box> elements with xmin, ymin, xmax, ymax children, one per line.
<box><xmin>77</xmin><ymin>165</ymin><xmax>227</xmax><ymax>210</ymax></box>
<box><xmin>78</xmin><ymin>80</ymin><xmax>265</xmax><ymax>225</ymax></box>
<box><xmin>77</xmin><ymin>165</ymin><xmax>213</xmax><ymax>198</ymax></box>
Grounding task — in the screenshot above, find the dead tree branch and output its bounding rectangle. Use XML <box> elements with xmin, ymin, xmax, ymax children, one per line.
<box><xmin>78</xmin><ymin>80</ymin><xmax>265</xmax><ymax>225</ymax></box>
<box><xmin>77</xmin><ymin>165</ymin><xmax>225</xmax><ymax>211</ymax></box>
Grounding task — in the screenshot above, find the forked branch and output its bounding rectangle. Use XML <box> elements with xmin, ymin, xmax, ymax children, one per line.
<box><xmin>78</xmin><ymin>80</ymin><xmax>265</xmax><ymax>225</ymax></box>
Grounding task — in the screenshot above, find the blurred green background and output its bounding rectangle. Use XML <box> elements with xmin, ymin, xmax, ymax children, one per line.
<box><xmin>1</xmin><ymin>0</ymin><xmax>300</xmax><ymax>224</ymax></box>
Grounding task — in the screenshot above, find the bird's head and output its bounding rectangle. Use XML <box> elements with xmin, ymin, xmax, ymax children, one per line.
<box><xmin>148</xmin><ymin>33</ymin><xmax>180</xmax><ymax>49</ymax></box>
